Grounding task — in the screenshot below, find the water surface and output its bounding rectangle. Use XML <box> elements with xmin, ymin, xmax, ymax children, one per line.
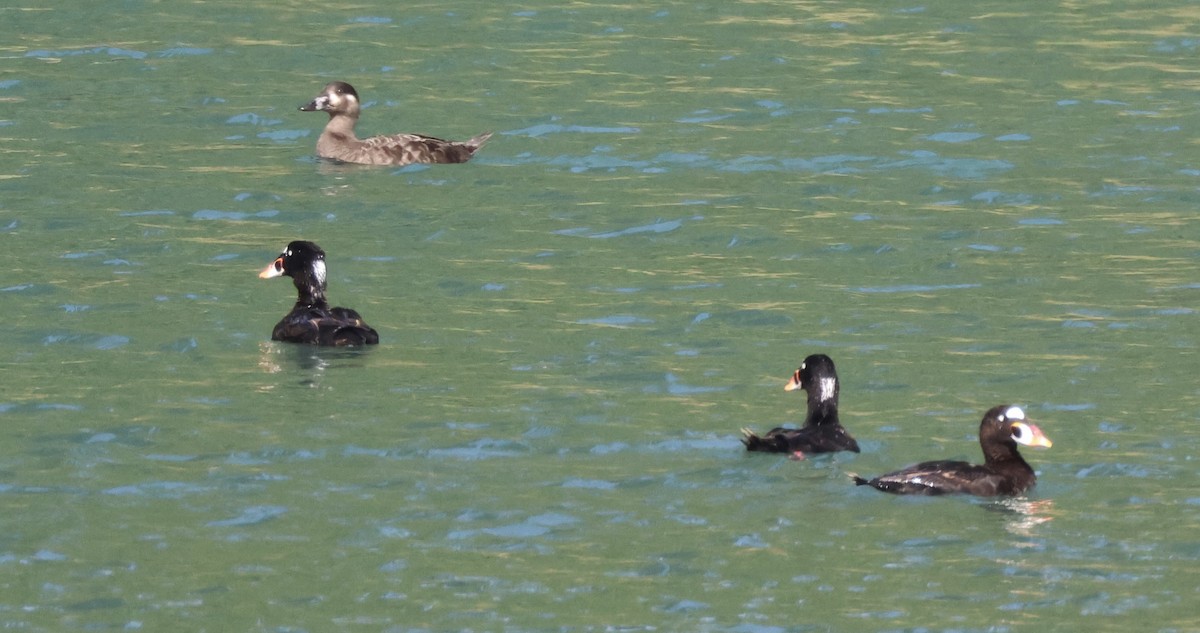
<box><xmin>2</xmin><ymin>1</ymin><xmax>1199</xmax><ymax>631</ymax></box>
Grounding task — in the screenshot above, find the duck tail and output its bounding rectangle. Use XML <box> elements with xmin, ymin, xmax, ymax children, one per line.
<box><xmin>739</xmin><ymin>427</ymin><xmax>765</xmax><ymax>451</ymax></box>
<box><xmin>847</xmin><ymin>472</ymin><xmax>870</xmax><ymax>486</ymax></box>
<box><xmin>464</xmin><ymin>131</ymin><xmax>494</xmax><ymax>151</ymax></box>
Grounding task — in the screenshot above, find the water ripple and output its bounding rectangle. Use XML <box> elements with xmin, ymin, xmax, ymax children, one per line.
<box><xmin>562</xmin><ymin>478</ymin><xmax>617</xmax><ymax>490</ymax></box>
<box><xmin>576</xmin><ymin>315</ymin><xmax>653</xmax><ymax>327</ymax></box>
<box><xmin>927</xmin><ymin>131</ymin><xmax>985</xmax><ymax>143</ymax></box>
<box><xmin>507</xmin><ymin>123</ymin><xmax>640</xmax><ymax>137</ymax></box>
<box><xmin>25</xmin><ymin>46</ymin><xmax>146</xmax><ymax>59</ymax></box>
<box><xmin>425</xmin><ymin>439</ymin><xmax>531</xmax><ymax>461</ymax></box>
<box><xmin>588</xmin><ymin>218</ymin><xmax>686</xmax><ymax>239</ymax></box>
<box><xmin>192</xmin><ymin>209</ymin><xmax>279</xmax><ymax>221</ymax></box>
<box><xmin>104</xmin><ymin>481</ymin><xmax>210</xmax><ymax>498</ymax></box>
<box><xmin>157</xmin><ymin>47</ymin><xmax>213</xmax><ymax>57</ymax></box>
<box><xmin>206</xmin><ymin>505</ymin><xmax>288</xmax><ymax>527</ymax></box>
<box><xmin>851</xmin><ymin>283</ymin><xmax>981</xmax><ymax>294</ymax></box>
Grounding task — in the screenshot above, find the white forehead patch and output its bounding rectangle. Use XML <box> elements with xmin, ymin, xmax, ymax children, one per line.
<box><xmin>1004</xmin><ymin>405</ymin><xmax>1025</xmax><ymax>421</ymax></box>
<box><xmin>312</xmin><ymin>259</ymin><xmax>327</xmax><ymax>285</ymax></box>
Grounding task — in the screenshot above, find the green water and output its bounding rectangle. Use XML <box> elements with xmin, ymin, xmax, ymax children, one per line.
<box><xmin>3</xmin><ymin>0</ymin><xmax>1200</xmax><ymax>631</ymax></box>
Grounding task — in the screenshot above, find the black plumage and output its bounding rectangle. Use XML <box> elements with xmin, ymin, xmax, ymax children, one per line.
<box><xmin>259</xmin><ymin>240</ymin><xmax>379</xmax><ymax>346</ymax></box>
<box><xmin>852</xmin><ymin>404</ymin><xmax>1052</xmax><ymax>496</ymax></box>
<box><xmin>741</xmin><ymin>354</ymin><xmax>861</xmax><ymax>458</ymax></box>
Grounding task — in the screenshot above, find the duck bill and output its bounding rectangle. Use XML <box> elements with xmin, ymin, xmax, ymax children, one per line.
<box><xmin>259</xmin><ymin>258</ymin><xmax>285</xmax><ymax>279</ymax></box>
<box><xmin>784</xmin><ymin>370</ymin><xmax>802</xmax><ymax>392</ymax></box>
<box><xmin>299</xmin><ymin>96</ymin><xmax>328</xmax><ymax>112</ymax></box>
<box><xmin>1020</xmin><ymin>422</ymin><xmax>1053</xmax><ymax>448</ymax></box>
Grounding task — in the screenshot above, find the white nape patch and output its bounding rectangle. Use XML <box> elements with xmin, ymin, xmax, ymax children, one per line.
<box><xmin>1004</xmin><ymin>405</ymin><xmax>1025</xmax><ymax>421</ymax></box>
<box><xmin>312</xmin><ymin>259</ymin><xmax>327</xmax><ymax>286</ymax></box>
<box><xmin>818</xmin><ymin>376</ymin><xmax>837</xmax><ymax>400</ymax></box>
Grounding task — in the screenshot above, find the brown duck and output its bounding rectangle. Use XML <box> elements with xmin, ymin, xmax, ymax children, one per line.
<box><xmin>299</xmin><ymin>81</ymin><xmax>493</xmax><ymax>166</ymax></box>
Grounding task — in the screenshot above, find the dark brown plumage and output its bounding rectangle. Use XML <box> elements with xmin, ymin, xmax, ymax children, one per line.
<box><xmin>741</xmin><ymin>354</ymin><xmax>861</xmax><ymax>458</ymax></box>
<box><xmin>299</xmin><ymin>81</ymin><xmax>492</xmax><ymax>166</ymax></box>
<box><xmin>852</xmin><ymin>404</ymin><xmax>1052</xmax><ymax>496</ymax></box>
<box><xmin>259</xmin><ymin>240</ymin><xmax>379</xmax><ymax>346</ymax></box>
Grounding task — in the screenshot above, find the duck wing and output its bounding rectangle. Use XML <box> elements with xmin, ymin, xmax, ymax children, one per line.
<box><xmin>272</xmin><ymin>307</ymin><xmax>379</xmax><ymax>346</ymax></box>
<box><xmin>361</xmin><ymin>131</ymin><xmax>492</xmax><ymax>165</ymax></box>
<box><xmin>853</xmin><ymin>460</ymin><xmax>1017</xmax><ymax>496</ymax></box>
<box><xmin>741</xmin><ymin>424</ymin><xmax>860</xmax><ymax>455</ymax></box>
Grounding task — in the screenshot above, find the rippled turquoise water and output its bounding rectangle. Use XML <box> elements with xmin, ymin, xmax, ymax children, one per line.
<box><xmin>3</xmin><ymin>1</ymin><xmax>1200</xmax><ymax>631</ymax></box>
